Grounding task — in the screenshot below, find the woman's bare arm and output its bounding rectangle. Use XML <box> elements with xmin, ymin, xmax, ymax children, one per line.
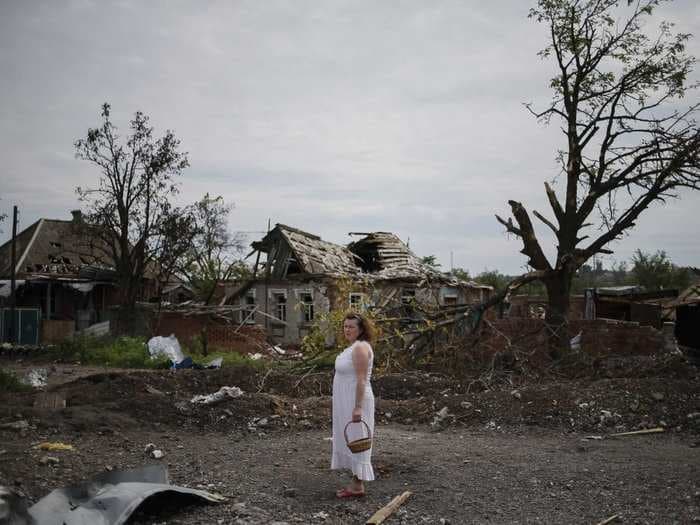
<box><xmin>351</xmin><ymin>342</ymin><xmax>370</xmax><ymax>421</ymax></box>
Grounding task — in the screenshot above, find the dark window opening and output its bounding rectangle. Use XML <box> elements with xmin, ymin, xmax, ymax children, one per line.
<box><xmin>273</xmin><ymin>293</ymin><xmax>287</xmax><ymax>322</ymax></box>
<box><xmin>443</xmin><ymin>296</ymin><xmax>458</xmax><ymax>307</ymax></box>
<box><xmin>300</xmin><ymin>292</ymin><xmax>314</xmax><ymax>322</ymax></box>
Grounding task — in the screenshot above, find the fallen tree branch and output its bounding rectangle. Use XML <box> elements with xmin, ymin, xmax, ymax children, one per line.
<box><xmin>398</xmin><ymin>270</ymin><xmax>549</xmax><ymax>354</ymax></box>
<box><xmin>293</xmin><ymin>365</ymin><xmax>317</xmax><ymax>390</ymax></box>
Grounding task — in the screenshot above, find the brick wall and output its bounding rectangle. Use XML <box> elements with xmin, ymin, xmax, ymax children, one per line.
<box><xmin>506</xmin><ymin>295</ymin><xmax>586</xmax><ymax>320</ymax></box>
<box><xmin>41</xmin><ymin>320</ymin><xmax>74</xmax><ymax>344</ymax></box>
<box><xmin>154</xmin><ymin>312</ymin><xmax>267</xmax><ymax>354</ymax></box>
<box><xmin>482</xmin><ymin>317</ymin><xmax>666</xmax><ymax>358</ymax></box>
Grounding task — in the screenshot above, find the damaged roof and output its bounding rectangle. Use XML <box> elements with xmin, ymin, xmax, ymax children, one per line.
<box><xmin>252</xmin><ymin>224</ymin><xmax>360</xmax><ymax>276</ymax></box>
<box><xmin>0</xmin><ymin>216</ymin><xmax>111</xmax><ymax>279</ymax></box>
<box><xmin>251</xmin><ymin>224</ymin><xmax>491</xmax><ymax>289</ymax></box>
<box><xmin>347</xmin><ymin>231</ymin><xmax>440</xmax><ymax>280</ymax></box>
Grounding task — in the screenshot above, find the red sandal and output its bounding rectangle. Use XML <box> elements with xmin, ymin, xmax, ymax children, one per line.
<box><xmin>336</xmin><ymin>487</ymin><xmax>365</xmax><ymax>499</ymax></box>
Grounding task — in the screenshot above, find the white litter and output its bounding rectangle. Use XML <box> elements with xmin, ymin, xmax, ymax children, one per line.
<box><xmin>147</xmin><ymin>335</ymin><xmax>185</xmax><ymax>364</ymax></box>
<box><xmin>570</xmin><ymin>331</ymin><xmax>582</xmax><ymax>351</ymax></box>
<box><xmin>249</xmin><ymin>353</ymin><xmax>263</xmax><ymax>361</ymax></box>
<box><xmin>431</xmin><ymin>406</ymin><xmax>451</xmax><ymax>427</ymax></box>
<box><xmin>190</xmin><ymin>386</ymin><xmax>244</xmax><ymax>405</ymax></box>
<box><xmin>206</xmin><ymin>357</ymin><xmax>223</xmax><ymax>369</ymax></box>
<box><xmin>23</xmin><ymin>368</ymin><xmax>48</xmax><ymax>388</ymax></box>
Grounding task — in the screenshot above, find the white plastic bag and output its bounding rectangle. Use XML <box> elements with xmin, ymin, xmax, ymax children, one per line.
<box><xmin>147</xmin><ymin>335</ymin><xmax>185</xmax><ymax>364</ymax></box>
<box><xmin>190</xmin><ymin>386</ymin><xmax>244</xmax><ymax>405</ymax></box>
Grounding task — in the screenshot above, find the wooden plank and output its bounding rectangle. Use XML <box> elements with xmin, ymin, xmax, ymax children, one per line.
<box><xmin>609</xmin><ymin>427</ymin><xmax>664</xmax><ymax>437</ymax></box>
<box><xmin>366</xmin><ymin>491</ymin><xmax>412</xmax><ymax>525</ymax></box>
<box><xmin>595</xmin><ymin>514</ymin><xmax>620</xmax><ymax>525</ymax></box>
<box><xmin>33</xmin><ymin>392</ymin><xmax>66</xmax><ymax>410</ymax></box>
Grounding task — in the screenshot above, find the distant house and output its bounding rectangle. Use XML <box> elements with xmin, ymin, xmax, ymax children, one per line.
<box><xmin>225</xmin><ymin>224</ymin><xmax>492</xmax><ymax>345</ymax></box>
<box><xmin>0</xmin><ymin>210</ymin><xmax>120</xmax><ymax>344</ymax></box>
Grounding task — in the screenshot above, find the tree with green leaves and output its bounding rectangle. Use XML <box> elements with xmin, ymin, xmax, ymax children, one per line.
<box><xmin>450</xmin><ymin>267</ymin><xmax>472</xmax><ymax>281</ymax></box>
<box><xmin>180</xmin><ymin>194</ymin><xmax>248</xmax><ymax>305</ymax></box>
<box><xmin>474</xmin><ymin>269</ymin><xmax>511</xmax><ymax>292</ymax></box>
<box><xmin>75</xmin><ymin>103</ymin><xmax>189</xmax><ymax>330</ymax></box>
<box><xmin>630</xmin><ymin>249</ymin><xmax>692</xmax><ymax>290</ymax></box>
<box><xmin>420</xmin><ymin>255</ymin><xmax>442</xmax><ymax>270</ymax></box>
<box><xmin>496</xmin><ymin>0</ymin><xmax>700</xmax><ymax>351</ymax></box>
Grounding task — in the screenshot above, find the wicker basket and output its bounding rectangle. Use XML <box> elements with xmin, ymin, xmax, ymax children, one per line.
<box><xmin>344</xmin><ymin>420</ymin><xmax>372</xmax><ymax>454</ymax></box>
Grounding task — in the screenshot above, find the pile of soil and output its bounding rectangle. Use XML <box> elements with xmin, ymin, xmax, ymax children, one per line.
<box><xmin>2</xmin><ymin>352</ymin><xmax>698</xmax><ymax>437</ymax></box>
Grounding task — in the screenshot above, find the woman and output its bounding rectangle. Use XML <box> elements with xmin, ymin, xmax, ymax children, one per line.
<box><xmin>331</xmin><ymin>312</ymin><xmax>375</xmax><ymax>498</ymax></box>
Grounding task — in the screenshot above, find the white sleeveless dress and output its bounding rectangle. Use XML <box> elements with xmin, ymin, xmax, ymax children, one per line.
<box><xmin>331</xmin><ymin>340</ymin><xmax>375</xmax><ymax>481</ymax></box>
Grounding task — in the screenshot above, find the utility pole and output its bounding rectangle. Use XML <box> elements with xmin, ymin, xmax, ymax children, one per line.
<box><xmin>9</xmin><ymin>206</ymin><xmax>18</xmax><ymax>344</ymax></box>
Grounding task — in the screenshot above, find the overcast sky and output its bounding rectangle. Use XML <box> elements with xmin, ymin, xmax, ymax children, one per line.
<box><xmin>1</xmin><ymin>0</ymin><xmax>699</xmax><ymax>275</ymax></box>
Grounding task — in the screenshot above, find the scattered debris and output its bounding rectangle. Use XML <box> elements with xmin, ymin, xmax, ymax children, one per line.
<box><xmin>313</xmin><ymin>510</ymin><xmax>329</xmax><ymax>520</ymax></box>
<box><xmin>80</xmin><ymin>320</ymin><xmax>110</xmax><ymax>338</ymax></box>
<box><xmin>0</xmin><ymin>420</ymin><xmax>30</xmax><ymax>432</ymax></box>
<box><xmin>570</xmin><ymin>331</ymin><xmax>582</xmax><ymax>351</ymax></box>
<box><xmin>39</xmin><ymin>456</ymin><xmax>60</xmax><ymax>466</ymax></box>
<box><xmin>145</xmin><ymin>384</ymin><xmax>165</xmax><ymax>396</ymax></box>
<box><xmin>35</xmin><ymin>442</ymin><xmax>74</xmax><ymax>452</ymax></box>
<box><xmin>190</xmin><ymin>386</ymin><xmax>244</xmax><ymax>405</ymax></box>
<box><xmin>144</xmin><ymin>443</ymin><xmax>165</xmax><ymax>457</ymax></box>
<box><xmin>206</xmin><ymin>357</ymin><xmax>224</xmax><ymax>369</ymax></box>
<box><xmin>366</xmin><ymin>491</ymin><xmax>412</xmax><ymax>525</ymax></box>
<box><xmin>431</xmin><ymin>407</ymin><xmax>451</xmax><ymax>427</ymax></box>
<box><xmin>583</xmin><ymin>435</ymin><xmax>603</xmax><ymax>441</ymax></box>
<box><xmin>27</xmin><ymin>465</ymin><xmax>225</xmax><ymax>524</ymax></box>
<box><xmin>22</xmin><ymin>368</ymin><xmax>48</xmax><ymax>388</ymax></box>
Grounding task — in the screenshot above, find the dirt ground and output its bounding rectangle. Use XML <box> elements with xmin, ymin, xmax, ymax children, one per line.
<box><xmin>1</xmin><ymin>354</ymin><xmax>699</xmax><ymax>524</ymax></box>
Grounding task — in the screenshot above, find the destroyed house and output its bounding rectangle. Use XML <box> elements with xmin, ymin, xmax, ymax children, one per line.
<box><xmin>228</xmin><ymin>224</ymin><xmax>492</xmax><ymax>344</ymax></box>
<box><xmin>0</xmin><ymin>211</ymin><xmax>120</xmax><ymax>344</ymax></box>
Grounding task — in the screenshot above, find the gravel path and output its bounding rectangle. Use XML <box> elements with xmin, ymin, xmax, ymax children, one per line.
<box><xmin>3</xmin><ymin>423</ymin><xmax>698</xmax><ymax>524</ymax></box>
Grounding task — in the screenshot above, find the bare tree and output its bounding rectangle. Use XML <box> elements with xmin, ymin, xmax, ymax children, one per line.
<box><xmin>496</xmin><ymin>0</ymin><xmax>700</xmax><ymax>350</ymax></box>
<box><xmin>75</xmin><ymin>103</ymin><xmax>189</xmax><ymax>331</ymax></box>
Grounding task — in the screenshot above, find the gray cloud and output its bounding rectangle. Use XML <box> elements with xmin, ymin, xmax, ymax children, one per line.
<box><xmin>1</xmin><ymin>0</ymin><xmax>698</xmax><ymax>274</ymax></box>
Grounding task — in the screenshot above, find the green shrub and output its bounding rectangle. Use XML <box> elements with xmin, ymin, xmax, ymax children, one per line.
<box><xmin>0</xmin><ymin>369</ymin><xmax>32</xmax><ymax>393</ymax></box>
<box><xmin>51</xmin><ymin>335</ymin><xmax>169</xmax><ymax>369</ymax></box>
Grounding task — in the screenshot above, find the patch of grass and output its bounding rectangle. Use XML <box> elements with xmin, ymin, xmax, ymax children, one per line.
<box><xmin>186</xmin><ymin>348</ymin><xmax>269</xmax><ymax>370</ymax></box>
<box><xmin>50</xmin><ymin>334</ymin><xmax>266</xmax><ymax>370</ymax></box>
<box><xmin>184</xmin><ymin>335</ymin><xmax>269</xmax><ymax>370</ymax></box>
<box><xmin>0</xmin><ymin>368</ymin><xmax>32</xmax><ymax>393</ymax></box>
<box><xmin>51</xmin><ymin>336</ymin><xmax>170</xmax><ymax>369</ymax></box>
